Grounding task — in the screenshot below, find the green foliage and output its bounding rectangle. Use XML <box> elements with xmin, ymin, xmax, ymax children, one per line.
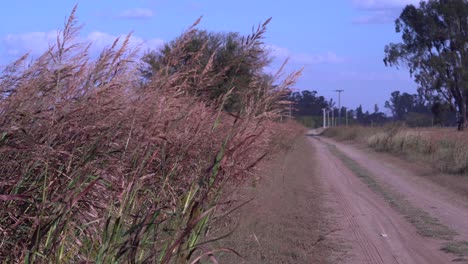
<box><xmin>295</xmin><ymin>115</ymin><xmax>322</xmax><ymax>128</ymax></box>
<box><xmin>353</xmin><ymin>104</ymin><xmax>388</xmax><ymax>126</ymax></box>
<box><xmin>289</xmin><ymin>90</ymin><xmax>329</xmax><ymax>116</ymax></box>
<box><xmin>384</xmin><ymin>0</ymin><xmax>468</xmax><ymax>129</ymax></box>
<box><xmin>289</xmin><ymin>90</ymin><xmax>358</xmax><ymax>127</ymax></box>
<box><xmin>385</xmin><ymin>91</ymin><xmax>428</xmax><ymax>120</ymax></box>
<box><xmin>384</xmin><ymin>91</ymin><xmax>438</xmax><ymax>126</ymax></box>
<box><xmin>405</xmin><ymin>112</ymin><xmax>433</xmax><ymax>127</ymax></box>
<box><xmin>140</xmin><ymin>27</ymin><xmax>273</xmax><ymax>112</ymax></box>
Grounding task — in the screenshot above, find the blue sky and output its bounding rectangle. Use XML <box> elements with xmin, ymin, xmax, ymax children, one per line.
<box><xmin>0</xmin><ymin>0</ymin><xmax>420</xmax><ymax>113</ymax></box>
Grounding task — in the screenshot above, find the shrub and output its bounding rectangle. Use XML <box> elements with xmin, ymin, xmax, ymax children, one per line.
<box><xmin>367</xmin><ymin>132</ymin><xmax>391</xmax><ymax>151</ymax></box>
<box><xmin>295</xmin><ymin>115</ymin><xmax>322</xmax><ymax>128</ymax></box>
<box><xmin>0</xmin><ymin>7</ymin><xmax>301</xmax><ymax>263</ymax></box>
<box><xmin>323</xmin><ymin>126</ymin><xmax>378</xmax><ymax>142</ymax></box>
<box><xmin>433</xmin><ymin>139</ymin><xmax>468</xmax><ymax>173</ymax></box>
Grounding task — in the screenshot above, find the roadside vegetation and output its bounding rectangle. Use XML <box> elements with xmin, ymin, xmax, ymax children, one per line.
<box><xmin>0</xmin><ymin>7</ymin><xmax>304</xmax><ymax>263</ymax></box>
<box><xmin>324</xmin><ymin>126</ymin><xmax>468</xmax><ymax>175</ymax></box>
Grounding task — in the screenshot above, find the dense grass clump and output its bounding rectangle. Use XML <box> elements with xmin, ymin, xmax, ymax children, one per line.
<box><xmin>324</xmin><ymin>126</ymin><xmax>468</xmax><ymax>174</ymax></box>
<box><xmin>0</xmin><ymin>7</ymin><xmax>303</xmax><ymax>263</ymax></box>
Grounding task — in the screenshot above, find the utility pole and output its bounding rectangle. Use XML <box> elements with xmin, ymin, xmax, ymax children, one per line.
<box><xmin>334</xmin><ymin>90</ymin><xmax>344</xmax><ymax>126</ymax></box>
<box><xmin>322</xmin><ymin>108</ymin><xmax>327</xmax><ymax>128</ymax></box>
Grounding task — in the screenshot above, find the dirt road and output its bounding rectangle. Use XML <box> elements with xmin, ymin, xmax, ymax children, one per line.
<box><xmin>214</xmin><ymin>137</ymin><xmax>336</xmax><ymax>263</ymax></box>
<box><xmin>312</xmin><ymin>136</ymin><xmax>464</xmax><ymax>263</ymax></box>
<box><xmin>214</xmin><ymin>135</ymin><xmax>468</xmax><ymax>263</ymax></box>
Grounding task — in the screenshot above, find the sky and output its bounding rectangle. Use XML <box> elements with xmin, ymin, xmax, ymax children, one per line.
<box><xmin>0</xmin><ymin>0</ymin><xmax>421</xmax><ymax>113</ymax></box>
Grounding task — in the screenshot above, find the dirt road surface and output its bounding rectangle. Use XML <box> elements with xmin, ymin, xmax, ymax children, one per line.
<box><xmin>214</xmin><ymin>135</ymin><xmax>468</xmax><ymax>263</ymax></box>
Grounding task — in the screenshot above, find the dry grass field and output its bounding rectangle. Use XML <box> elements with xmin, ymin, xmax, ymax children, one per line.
<box><xmin>324</xmin><ymin>126</ymin><xmax>468</xmax><ymax>174</ymax></box>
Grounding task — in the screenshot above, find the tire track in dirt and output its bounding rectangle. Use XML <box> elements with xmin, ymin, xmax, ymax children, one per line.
<box><xmin>320</xmin><ymin>136</ymin><xmax>468</xmax><ymax>262</ymax></box>
<box><xmin>212</xmin><ymin>137</ymin><xmax>338</xmax><ymax>263</ymax></box>
<box><xmin>310</xmin><ymin>136</ymin><xmax>452</xmax><ymax>264</ymax></box>
<box><xmin>323</xmin><ymin>145</ymin><xmax>386</xmax><ymax>264</ymax></box>
<box><xmin>329</xmin><ymin>136</ymin><xmax>468</xmax><ymax>237</ymax></box>
<box><xmin>213</xmin><ymin>134</ymin><xmax>459</xmax><ymax>263</ymax></box>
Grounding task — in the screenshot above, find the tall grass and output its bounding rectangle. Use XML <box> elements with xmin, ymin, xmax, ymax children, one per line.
<box><xmin>0</xmin><ymin>7</ymin><xmax>303</xmax><ymax>263</ymax></box>
<box><xmin>324</xmin><ymin>126</ymin><xmax>468</xmax><ymax>174</ymax></box>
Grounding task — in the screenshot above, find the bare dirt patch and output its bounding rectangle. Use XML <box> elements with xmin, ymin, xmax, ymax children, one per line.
<box><xmin>326</xmin><ymin>142</ymin><xmax>457</xmax><ymax>241</ymax></box>
<box><xmin>210</xmin><ymin>137</ymin><xmax>340</xmax><ymax>263</ymax></box>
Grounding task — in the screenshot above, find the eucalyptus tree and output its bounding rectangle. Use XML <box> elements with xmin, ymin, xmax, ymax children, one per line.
<box><xmin>384</xmin><ymin>0</ymin><xmax>468</xmax><ymax>130</ymax></box>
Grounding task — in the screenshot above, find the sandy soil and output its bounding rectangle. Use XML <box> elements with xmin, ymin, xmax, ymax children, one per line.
<box><xmin>211</xmin><ymin>134</ymin><xmax>468</xmax><ymax>263</ymax></box>
<box><xmin>212</xmin><ymin>137</ymin><xmax>339</xmax><ymax>263</ymax></box>
<box><xmin>311</xmin><ymin>136</ymin><xmax>454</xmax><ymax>263</ymax></box>
<box><xmin>320</xmin><ymin>137</ymin><xmax>468</xmax><ymax>243</ymax></box>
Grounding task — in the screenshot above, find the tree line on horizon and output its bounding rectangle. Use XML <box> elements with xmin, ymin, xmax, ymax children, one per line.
<box><xmin>289</xmin><ymin>89</ymin><xmax>457</xmax><ymax>128</ymax></box>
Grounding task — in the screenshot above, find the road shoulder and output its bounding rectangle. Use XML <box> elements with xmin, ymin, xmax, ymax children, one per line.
<box><xmin>211</xmin><ymin>136</ymin><xmax>339</xmax><ymax>263</ymax></box>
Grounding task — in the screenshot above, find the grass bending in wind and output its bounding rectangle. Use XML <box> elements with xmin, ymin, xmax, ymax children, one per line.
<box><xmin>0</xmin><ymin>6</ymin><xmax>304</xmax><ymax>263</ymax></box>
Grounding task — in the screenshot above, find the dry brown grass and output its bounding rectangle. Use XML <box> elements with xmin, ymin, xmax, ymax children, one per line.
<box><xmin>324</xmin><ymin>126</ymin><xmax>468</xmax><ymax>175</ymax></box>
<box><xmin>0</xmin><ymin>7</ymin><xmax>303</xmax><ymax>263</ymax></box>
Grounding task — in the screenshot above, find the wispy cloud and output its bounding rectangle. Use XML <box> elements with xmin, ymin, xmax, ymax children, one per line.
<box><xmin>335</xmin><ymin>70</ymin><xmax>411</xmax><ymax>81</ymax></box>
<box><xmin>267</xmin><ymin>44</ymin><xmax>345</xmax><ymax>65</ymax></box>
<box><xmin>351</xmin><ymin>0</ymin><xmax>419</xmax><ymax>24</ymax></box>
<box><xmin>114</xmin><ymin>8</ymin><xmax>154</xmax><ymax>20</ymax></box>
<box><xmin>2</xmin><ymin>31</ymin><xmax>58</xmax><ymax>57</ymax></box>
<box><xmin>352</xmin><ymin>0</ymin><xmax>419</xmax><ymax>10</ymax></box>
<box><xmin>352</xmin><ymin>10</ymin><xmax>397</xmax><ymax>24</ymax></box>
<box><xmin>1</xmin><ymin>31</ymin><xmax>164</xmax><ymax>60</ymax></box>
<box><xmin>87</xmin><ymin>31</ymin><xmax>164</xmax><ymax>53</ymax></box>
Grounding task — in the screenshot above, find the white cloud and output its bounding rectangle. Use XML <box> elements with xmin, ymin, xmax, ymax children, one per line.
<box><xmin>268</xmin><ymin>45</ymin><xmax>290</xmax><ymax>59</ymax></box>
<box><xmin>87</xmin><ymin>31</ymin><xmax>164</xmax><ymax>54</ymax></box>
<box><xmin>336</xmin><ymin>70</ymin><xmax>411</xmax><ymax>81</ymax></box>
<box><xmin>114</xmin><ymin>8</ymin><xmax>154</xmax><ymax>19</ymax></box>
<box><xmin>296</xmin><ymin>52</ymin><xmax>344</xmax><ymax>64</ymax></box>
<box><xmin>267</xmin><ymin>44</ymin><xmax>345</xmax><ymax>65</ymax></box>
<box><xmin>352</xmin><ymin>10</ymin><xmax>397</xmax><ymax>24</ymax></box>
<box><xmin>352</xmin><ymin>0</ymin><xmax>419</xmax><ymax>10</ymax></box>
<box><xmin>1</xmin><ymin>31</ymin><xmax>164</xmax><ymax>60</ymax></box>
<box><xmin>351</xmin><ymin>0</ymin><xmax>420</xmax><ymax>24</ymax></box>
<box><xmin>3</xmin><ymin>31</ymin><xmax>58</xmax><ymax>57</ymax></box>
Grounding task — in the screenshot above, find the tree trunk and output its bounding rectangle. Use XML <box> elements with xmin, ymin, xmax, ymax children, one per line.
<box><xmin>454</xmin><ymin>85</ymin><xmax>465</xmax><ymax>131</ymax></box>
<box><xmin>457</xmin><ymin>94</ymin><xmax>468</xmax><ymax>131</ymax></box>
<box><xmin>464</xmin><ymin>94</ymin><xmax>468</xmax><ymax>131</ymax></box>
<box><xmin>457</xmin><ymin>106</ymin><xmax>464</xmax><ymax>131</ymax></box>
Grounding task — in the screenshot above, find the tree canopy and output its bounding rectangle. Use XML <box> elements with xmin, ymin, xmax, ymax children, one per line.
<box><xmin>384</xmin><ymin>0</ymin><xmax>468</xmax><ymax>130</ymax></box>
<box><xmin>289</xmin><ymin>90</ymin><xmax>329</xmax><ymax>116</ymax></box>
<box><xmin>384</xmin><ymin>91</ymin><xmax>430</xmax><ymax>119</ymax></box>
<box><xmin>140</xmin><ymin>28</ymin><xmax>272</xmax><ymax>112</ymax></box>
